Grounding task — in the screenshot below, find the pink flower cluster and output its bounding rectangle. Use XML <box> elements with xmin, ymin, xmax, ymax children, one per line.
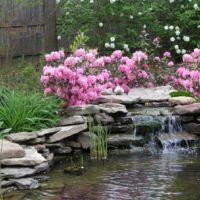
<box><xmin>41</xmin><ymin>49</ymin><xmax>153</xmax><ymax>106</ymax></box>
<box><xmin>174</xmin><ymin>49</ymin><xmax>200</xmax><ymax>96</ymax></box>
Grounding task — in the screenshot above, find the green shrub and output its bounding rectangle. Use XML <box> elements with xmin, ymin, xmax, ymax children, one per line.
<box><xmin>0</xmin><ymin>89</ymin><xmax>61</xmax><ymax>133</ymax></box>
<box><xmin>169</xmin><ymin>90</ymin><xmax>193</xmax><ymax>97</ymax></box>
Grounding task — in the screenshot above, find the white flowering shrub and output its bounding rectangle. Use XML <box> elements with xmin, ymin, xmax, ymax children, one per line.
<box><xmin>57</xmin><ymin>0</ymin><xmax>200</xmax><ymax>56</ymax></box>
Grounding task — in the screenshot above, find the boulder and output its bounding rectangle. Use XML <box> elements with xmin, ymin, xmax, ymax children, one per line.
<box><xmin>6</xmin><ymin>132</ymin><xmax>37</xmax><ymax>143</ymax></box>
<box><xmin>1</xmin><ymin>147</ymin><xmax>46</xmax><ymax>166</ymax></box>
<box><xmin>65</xmin><ymin>104</ymin><xmax>100</xmax><ymax>116</ymax></box>
<box><xmin>115</xmin><ymin>117</ymin><xmax>133</xmax><ymax>125</ymax></box>
<box><xmin>65</xmin><ymin>141</ymin><xmax>81</xmax><ymax>148</ymax></box>
<box><xmin>174</xmin><ymin>103</ymin><xmax>200</xmax><ymax>115</ymax></box>
<box><xmin>97</xmin><ymin>94</ymin><xmax>137</xmax><ymax>105</ymax></box>
<box><xmin>13</xmin><ymin>178</ymin><xmax>39</xmax><ymax>189</ymax></box>
<box><xmin>0</xmin><ymin>140</ymin><xmax>25</xmax><ymax>159</ymax></box>
<box><xmin>48</xmin><ymin>123</ymin><xmax>87</xmax><ymax>143</ymax></box>
<box><xmin>180</xmin><ymin>116</ymin><xmax>194</xmax><ymax>123</ymax></box>
<box><xmin>59</xmin><ymin>115</ymin><xmax>86</xmax><ymax>126</ymax></box>
<box><xmin>183</xmin><ymin>123</ymin><xmax>200</xmax><ymax>135</ymax></box>
<box><xmin>108</xmin><ymin>134</ymin><xmax>144</xmax><ymax>147</ymax></box>
<box><xmin>169</xmin><ymin>96</ymin><xmax>196</xmax><ymax>105</ymax></box>
<box><xmin>99</xmin><ymin>103</ymin><xmax>128</xmax><ymax>114</ymax></box>
<box><xmin>35</xmin><ymin>162</ymin><xmax>49</xmax><ymax>173</ymax></box>
<box><xmin>0</xmin><ymin>168</ymin><xmax>36</xmax><ymax>178</ymax></box>
<box><xmin>114</xmin><ymin>86</ymin><xmax>125</xmax><ymax>95</ymax></box>
<box><xmin>111</xmin><ymin>124</ymin><xmax>133</xmax><ymax>133</ymax></box>
<box><xmin>128</xmin><ymin>85</ymin><xmax>173</xmax><ymax>102</ymax></box>
<box><xmin>94</xmin><ymin>113</ymin><xmax>114</xmax><ymax>125</ymax></box>
<box><xmin>101</xmin><ymin>88</ymin><xmax>113</xmax><ymax>95</ymax></box>
<box><xmin>37</xmin><ymin>127</ymin><xmax>61</xmax><ymax>137</ymax></box>
<box><xmin>28</xmin><ymin>137</ymin><xmax>46</xmax><ymax>144</ymax></box>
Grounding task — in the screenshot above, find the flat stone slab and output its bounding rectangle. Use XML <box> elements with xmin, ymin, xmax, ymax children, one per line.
<box><xmin>0</xmin><ymin>140</ymin><xmax>25</xmax><ymax>159</ymax></box>
<box><xmin>59</xmin><ymin>115</ymin><xmax>86</xmax><ymax>126</ymax></box>
<box><xmin>37</xmin><ymin>127</ymin><xmax>61</xmax><ymax>137</ymax></box>
<box><xmin>169</xmin><ymin>97</ymin><xmax>196</xmax><ymax>105</ymax></box>
<box><xmin>13</xmin><ymin>178</ymin><xmax>39</xmax><ymax>189</ymax></box>
<box><xmin>1</xmin><ymin>147</ymin><xmax>46</xmax><ymax>166</ymax></box>
<box><xmin>108</xmin><ymin>134</ymin><xmax>144</xmax><ymax>146</ymax></box>
<box><xmin>97</xmin><ymin>94</ymin><xmax>138</xmax><ymax>105</ymax></box>
<box><xmin>48</xmin><ymin>123</ymin><xmax>87</xmax><ymax>143</ymax></box>
<box><xmin>6</xmin><ymin>131</ymin><xmax>37</xmax><ymax>142</ymax></box>
<box><xmin>99</xmin><ymin>103</ymin><xmax>128</xmax><ymax>114</ymax></box>
<box><xmin>174</xmin><ymin>103</ymin><xmax>200</xmax><ymax>115</ymax></box>
<box><xmin>183</xmin><ymin>123</ymin><xmax>200</xmax><ymax>135</ymax></box>
<box><xmin>65</xmin><ymin>104</ymin><xmax>100</xmax><ymax>116</ymax></box>
<box><xmin>128</xmin><ymin>85</ymin><xmax>173</xmax><ymax>102</ymax></box>
<box><xmin>0</xmin><ymin>168</ymin><xmax>36</xmax><ymax>178</ymax></box>
<box><xmin>158</xmin><ymin>132</ymin><xmax>199</xmax><ymax>143</ymax></box>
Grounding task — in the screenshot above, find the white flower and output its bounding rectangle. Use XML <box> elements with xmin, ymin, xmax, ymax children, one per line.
<box><xmin>175</xmin><ymin>26</ymin><xmax>180</xmax><ymax>30</ymax></box>
<box><xmin>176</xmin><ymin>49</ymin><xmax>181</xmax><ymax>54</ymax></box>
<box><xmin>143</xmin><ymin>24</ymin><xmax>147</xmax><ymax>29</ymax></box>
<box><xmin>170</xmin><ymin>37</ymin><xmax>175</xmax><ymax>42</ymax></box>
<box><xmin>183</xmin><ymin>35</ymin><xmax>190</xmax><ymax>42</ymax></box>
<box><xmin>193</xmin><ymin>4</ymin><xmax>199</xmax><ymax>10</ymax></box>
<box><xmin>197</xmin><ymin>25</ymin><xmax>200</xmax><ymax>29</ymax></box>
<box><xmin>57</xmin><ymin>35</ymin><xmax>61</xmax><ymax>40</ymax></box>
<box><xmin>110</xmin><ymin>0</ymin><xmax>116</xmax><ymax>4</ymax></box>
<box><xmin>174</xmin><ymin>45</ymin><xmax>179</xmax><ymax>49</ymax></box>
<box><xmin>65</xmin><ymin>11</ymin><xmax>70</xmax><ymax>15</ymax></box>
<box><xmin>169</xmin><ymin>25</ymin><xmax>174</xmax><ymax>30</ymax></box>
<box><xmin>124</xmin><ymin>44</ymin><xmax>129</xmax><ymax>49</ymax></box>
<box><xmin>129</xmin><ymin>15</ymin><xmax>133</xmax><ymax>19</ymax></box>
<box><xmin>99</xmin><ymin>22</ymin><xmax>103</xmax><ymax>27</ymax></box>
<box><xmin>56</xmin><ymin>0</ymin><xmax>60</xmax><ymax>4</ymax></box>
<box><xmin>110</xmin><ymin>43</ymin><xmax>115</xmax><ymax>49</ymax></box>
<box><xmin>169</xmin><ymin>0</ymin><xmax>175</xmax><ymax>3</ymax></box>
<box><xmin>110</xmin><ymin>37</ymin><xmax>115</xmax><ymax>42</ymax></box>
<box><xmin>182</xmin><ymin>49</ymin><xmax>186</xmax><ymax>54</ymax></box>
<box><xmin>164</xmin><ymin>25</ymin><xmax>169</xmax><ymax>30</ymax></box>
<box><xmin>90</xmin><ymin>0</ymin><xmax>94</xmax><ymax>3</ymax></box>
<box><xmin>175</xmin><ymin>30</ymin><xmax>180</xmax><ymax>35</ymax></box>
<box><xmin>137</xmin><ymin>12</ymin><xmax>142</xmax><ymax>16</ymax></box>
<box><xmin>105</xmin><ymin>43</ymin><xmax>110</xmax><ymax>48</ymax></box>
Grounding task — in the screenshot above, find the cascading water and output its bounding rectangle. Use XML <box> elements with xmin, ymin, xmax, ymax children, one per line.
<box><xmin>130</xmin><ymin>107</ymin><xmax>196</xmax><ymax>153</ymax></box>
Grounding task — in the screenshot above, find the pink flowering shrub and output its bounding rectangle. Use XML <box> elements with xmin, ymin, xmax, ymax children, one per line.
<box><xmin>174</xmin><ymin>48</ymin><xmax>200</xmax><ymax>96</ymax></box>
<box><xmin>41</xmin><ymin>49</ymin><xmax>153</xmax><ymax>106</ymax></box>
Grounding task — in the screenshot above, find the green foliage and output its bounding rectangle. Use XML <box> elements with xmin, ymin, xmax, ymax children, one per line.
<box><xmin>0</xmin><ymin>122</ymin><xmax>11</xmax><ymax>139</ymax></box>
<box><xmin>169</xmin><ymin>90</ymin><xmax>193</xmax><ymax>97</ymax></box>
<box><xmin>58</xmin><ymin>0</ymin><xmax>200</xmax><ymax>56</ymax></box>
<box><xmin>0</xmin><ymin>89</ymin><xmax>60</xmax><ymax>133</ymax></box>
<box><xmin>88</xmin><ymin>119</ymin><xmax>108</xmax><ymax>160</ymax></box>
<box><xmin>70</xmin><ymin>31</ymin><xmax>89</xmax><ymax>53</ymax></box>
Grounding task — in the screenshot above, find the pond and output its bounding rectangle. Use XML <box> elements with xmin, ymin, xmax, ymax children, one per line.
<box><xmin>4</xmin><ymin>151</ymin><xmax>200</xmax><ymax>200</ymax></box>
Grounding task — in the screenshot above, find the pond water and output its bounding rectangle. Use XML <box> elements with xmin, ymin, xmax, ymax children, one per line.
<box><xmin>4</xmin><ymin>151</ymin><xmax>200</xmax><ymax>200</ymax></box>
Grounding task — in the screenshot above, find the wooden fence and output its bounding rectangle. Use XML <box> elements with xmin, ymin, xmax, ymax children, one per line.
<box><xmin>0</xmin><ymin>0</ymin><xmax>57</xmax><ymax>61</ymax></box>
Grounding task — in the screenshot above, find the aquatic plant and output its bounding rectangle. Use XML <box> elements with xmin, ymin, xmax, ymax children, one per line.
<box><xmin>88</xmin><ymin>119</ymin><xmax>108</xmax><ymax>160</ymax></box>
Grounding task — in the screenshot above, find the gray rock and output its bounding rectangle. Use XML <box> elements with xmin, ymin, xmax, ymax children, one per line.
<box><xmin>1</xmin><ymin>147</ymin><xmax>46</xmax><ymax>166</ymax></box>
<box><xmin>174</xmin><ymin>103</ymin><xmax>200</xmax><ymax>115</ymax></box>
<box><xmin>0</xmin><ymin>168</ymin><xmax>36</xmax><ymax>178</ymax></box>
<box><xmin>111</xmin><ymin>124</ymin><xmax>133</xmax><ymax>133</ymax></box>
<box><xmin>59</xmin><ymin>115</ymin><xmax>86</xmax><ymax>126</ymax></box>
<box><xmin>35</xmin><ymin>162</ymin><xmax>49</xmax><ymax>173</ymax></box>
<box><xmin>108</xmin><ymin>134</ymin><xmax>144</xmax><ymax>147</ymax></box>
<box><xmin>37</xmin><ymin>127</ymin><xmax>61</xmax><ymax>137</ymax></box>
<box><xmin>54</xmin><ymin>146</ymin><xmax>72</xmax><ymax>154</ymax></box>
<box><xmin>157</xmin><ymin>132</ymin><xmax>199</xmax><ymax>144</ymax></box>
<box><xmin>65</xmin><ymin>104</ymin><xmax>100</xmax><ymax>116</ymax></box>
<box><xmin>97</xmin><ymin>94</ymin><xmax>137</xmax><ymax>105</ymax></box>
<box><xmin>101</xmin><ymin>88</ymin><xmax>113</xmax><ymax>95</ymax></box>
<box><xmin>46</xmin><ymin>143</ymin><xmax>64</xmax><ymax>148</ymax></box>
<box><xmin>115</xmin><ymin>117</ymin><xmax>133</xmax><ymax>125</ymax></box>
<box><xmin>0</xmin><ymin>140</ymin><xmax>25</xmax><ymax>159</ymax></box>
<box><xmin>13</xmin><ymin>178</ymin><xmax>39</xmax><ymax>189</ymax></box>
<box><xmin>183</xmin><ymin>123</ymin><xmax>200</xmax><ymax>135</ymax></box>
<box><xmin>28</xmin><ymin>137</ymin><xmax>46</xmax><ymax>144</ymax></box>
<box><xmin>180</xmin><ymin>116</ymin><xmax>194</xmax><ymax>122</ymax></box>
<box><xmin>99</xmin><ymin>103</ymin><xmax>128</xmax><ymax>114</ymax></box>
<box><xmin>94</xmin><ymin>113</ymin><xmax>114</xmax><ymax>125</ymax></box>
<box><xmin>6</xmin><ymin>132</ymin><xmax>37</xmax><ymax>142</ymax></box>
<box><xmin>169</xmin><ymin>96</ymin><xmax>196</xmax><ymax>105</ymax></box>
<box><xmin>1</xmin><ymin>180</ymin><xmax>15</xmax><ymax>187</ymax></box>
<box><xmin>48</xmin><ymin>123</ymin><xmax>87</xmax><ymax>143</ymax></box>
<box><xmin>77</xmin><ymin>132</ymin><xmax>96</xmax><ymax>150</ymax></box>
<box><xmin>128</xmin><ymin>85</ymin><xmax>173</xmax><ymax>102</ymax></box>
<box><xmin>65</xmin><ymin>141</ymin><xmax>81</xmax><ymax>148</ymax></box>
<box><xmin>145</xmin><ymin>102</ymin><xmax>170</xmax><ymax>107</ymax></box>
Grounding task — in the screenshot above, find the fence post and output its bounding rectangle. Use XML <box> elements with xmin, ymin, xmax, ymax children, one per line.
<box><xmin>44</xmin><ymin>0</ymin><xmax>57</xmax><ymax>53</ymax></box>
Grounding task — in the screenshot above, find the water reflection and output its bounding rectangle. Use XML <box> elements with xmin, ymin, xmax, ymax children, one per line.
<box><xmin>4</xmin><ymin>152</ymin><xmax>200</xmax><ymax>200</ymax></box>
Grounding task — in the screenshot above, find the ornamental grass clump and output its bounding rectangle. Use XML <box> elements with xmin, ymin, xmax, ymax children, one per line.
<box><xmin>88</xmin><ymin>119</ymin><xmax>108</xmax><ymax>160</ymax></box>
<box><xmin>0</xmin><ymin>89</ymin><xmax>60</xmax><ymax>133</ymax></box>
